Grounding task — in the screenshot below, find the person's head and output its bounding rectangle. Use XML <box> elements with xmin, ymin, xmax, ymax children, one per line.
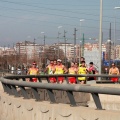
<box><xmin>111</xmin><ymin>63</ymin><xmax>115</xmax><ymax>68</ymax></box>
<box><xmin>89</xmin><ymin>62</ymin><xmax>93</xmax><ymax>67</ymax></box>
<box><xmin>80</xmin><ymin>57</ymin><xmax>85</xmax><ymax>62</ymax></box>
<box><xmin>32</xmin><ymin>62</ymin><xmax>37</xmax><ymax>68</ymax></box>
<box><xmin>71</xmin><ymin>62</ymin><xmax>75</xmax><ymax>67</ymax></box>
<box><xmin>81</xmin><ymin>61</ymin><xmax>86</xmax><ymax>67</ymax></box>
<box><xmin>53</xmin><ymin>59</ymin><xmax>57</xmax><ymax>65</ymax></box>
<box><xmin>74</xmin><ymin>62</ymin><xmax>78</xmax><ymax>68</ymax></box>
<box><xmin>50</xmin><ymin>60</ymin><xmax>54</xmax><ymax>65</ymax></box>
<box><xmin>57</xmin><ymin>59</ymin><xmax>62</xmax><ymax>65</ymax></box>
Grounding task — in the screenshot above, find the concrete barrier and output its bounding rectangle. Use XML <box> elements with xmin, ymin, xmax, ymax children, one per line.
<box><xmin>0</xmin><ymin>89</ymin><xmax>120</xmax><ymax>120</ymax></box>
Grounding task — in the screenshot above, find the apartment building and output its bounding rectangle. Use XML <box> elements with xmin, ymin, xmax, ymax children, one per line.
<box><xmin>16</xmin><ymin>41</ymin><xmax>44</xmax><ymax>60</ymax></box>
<box><xmin>54</xmin><ymin>42</ymin><xmax>80</xmax><ymax>61</ymax></box>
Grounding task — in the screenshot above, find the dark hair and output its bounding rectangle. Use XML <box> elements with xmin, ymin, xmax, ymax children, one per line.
<box><xmin>32</xmin><ymin>61</ymin><xmax>36</xmax><ymax>65</ymax></box>
<box><xmin>81</xmin><ymin>61</ymin><xmax>85</xmax><ymax>63</ymax></box>
<box><xmin>89</xmin><ymin>62</ymin><xmax>93</xmax><ymax>65</ymax></box>
<box><xmin>81</xmin><ymin>57</ymin><xmax>85</xmax><ymax>60</ymax></box>
<box><xmin>71</xmin><ymin>61</ymin><xmax>75</xmax><ymax>64</ymax></box>
<box><xmin>111</xmin><ymin>63</ymin><xmax>115</xmax><ymax>66</ymax></box>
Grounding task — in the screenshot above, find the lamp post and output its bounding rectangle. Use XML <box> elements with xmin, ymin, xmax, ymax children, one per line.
<box><xmin>57</xmin><ymin>26</ymin><xmax>63</xmax><ymax>59</ymax></box>
<box><xmin>106</xmin><ymin>39</ymin><xmax>112</xmax><ymax>69</ymax></box>
<box><xmin>114</xmin><ymin>7</ymin><xmax>120</xmax><ymax>59</ymax></box>
<box><xmin>33</xmin><ymin>38</ymin><xmax>36</xmax><ymax>61</ymax></box>
<box><xmin>41</xmin><ymin>32</ymin><xmax>45</xmax><ymax>47</ymax></box>
<box><xmin>64</xmin><ymin>38</ymin><xmax>67</xmax><ymax>66</ymax></box>
<box><xmin>53</xmin><ymin>48</ymin><xmax>56</xmax><ymax>59</ymax></box>
<box><xmin>73</xmin><ymin>28</ymin><xmax>77</xmax><ymax>61</ymax></box>
<box><xmin>39</xmin><ymin>50</ymin><xmax>41</xmax><ymax>67</ymax></box>
<box><xmin>80</xmin><ymin>19</ymin><xmax>85</xmax><ymax>58</ymax></box>
<box><xmin>79</xmin><ymin>41</ymin><xmax>82</xmax><ymax>63</ymax></box>
<box><xmin>41</xmin><ymin>32</ymin><xmax>46</xmax><ymax>65</ymax></box>
<box><xmin>63</xmin><ymin>30</ymin><xmax>67</xmax><ymax>66</ymax></box>
<box><xmin>98</xmin><ymin>0</ymin><xmax>103</xmax><ymax>79</ymax></box>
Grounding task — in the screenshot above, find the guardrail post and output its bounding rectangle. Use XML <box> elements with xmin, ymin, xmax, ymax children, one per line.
<box><xmin>22</xmin><ymin>78</ymin><xmax>26</xmax><ymax>81</ymax></box>
<box><xmin>65</xmin><ymin>76</ymin><xmax>69</xmax><ymax>83</ymax></box>
<box><xmin>38</xmin><ymin>77</ymin><xmax>42</xmax><ymax>82</ymax></box>
<box><xmin>56</xmin><ymin>76</ymin><xmax>59</xmax><ymax>83</ymax></box>
<box><xmin>46</xmin><ymin>77</ymin><xmax>50</xmax><ymax>83</ymax></box>
<box><xmin>31</xmin><ymin>88</ymin><xmax>40</xmax><ymax>101</ymax></box>
<box><xmin>2</xmin><ymin>83</ymin><xmax>8</xmax><ymax>93</ymax></box>
<box><xmin>30</xmin><ymin>78</ymin><xmax>33</xmax><ymax>82</ymax></box>
<box><xmin>76</xmin><ymin>77</ymin><xmax>79</xmax><ymax>84</ymax></box>
<box><xmin>19</xmin><ymin>86</ymin><xmax>29</xmax><ymax>99</ymax></box>
<box><xmin>47</xmin><ymin>89</ymin><xmax>56</xmax><ymax>103</ymax></box>
<box><xmin>6</xmin><ymin>84</ymin><xmax>13</xmax><ymax>95</ymax></box>
<box><xmin>11</xmin><ymin>85</ymin><xmax>19</xmax><ymax>97</ymax></box>
<box><xmin>66</xmin><ymin>91</ymin><xmax>76</xmax><ymax>106</ymax></box>
<box><xmin>91</xmin><ymin>93</ymin><xmax>102</xmax><ymax>109</ymax></box>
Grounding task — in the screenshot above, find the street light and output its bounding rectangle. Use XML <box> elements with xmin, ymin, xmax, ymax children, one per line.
<box><xmin>41</xmin><ymin>32</ymin><xmax>46</xmax><ymax>65</ymax></box>
<box><xmin>41</xmin><ymin>32</ymin><xmax>45</xmax><ymax>46</ymax></box>
<box><xmin>114</xmin><ymin>7</ymin><xmax>120</xmax><ymax>59</ymax></box>
<box><xmin>98</xmin><ymin>0</ymin><xmax>103</xmax><ymax>79</ymax></box>
<box><xmin>79</xmin><ymin>41</ymin><xmax>82</xmax><ymax>63</ymax></box>
<box><xmin>64</xmin><ymin>38</ymin><xmax>67</xmax><ymax>66</ymax></box>
<box><xmin>57</xmin><ymin>26</ymin><xmax>63</xmax><ymax>59</ymax></box>
<box><xmin>106</xmin><ymin>39</ymin><xmax>112</xmax><ymax>69</ymax></box>
<box><xmin>80</xmin><ymin>19</ymin><xmax>85</xmax><ymax>58</ymax></box>
<box><xmin>54</xmin><ymin>48</ymin><xmax>56</xmax><ymax>59</ymax></box>
<box><xmin>39</xmin><ymin>50</ymin><xmax>41</xmax><ymax>67</ymax></box>
<box><xmin>114</xmin><ymin>7</ymin><xmax>120</xmax><ymax>9</ymax></box>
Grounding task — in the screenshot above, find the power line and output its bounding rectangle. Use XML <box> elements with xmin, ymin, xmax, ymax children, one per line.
<box><xmin>0</xmin><ymin>0</ymin><xmax>120</xmax><ymax>40</ymax></box>
<box><xmin>0</xmin><ymin>0</ymin><xmax>118</xmax><ymax>20</ymax></box>
<box><xmin>0</xmin><ymin>5</ymin><xmax>120</xmax><ymax>27</ymax></box>
<box><xmin>0</xmin><ymin>13</ymin><xmax>120</xmax><ymax>33</ymax></box>
<box><xmin>0</xmin><ymin>0</ymin><xmax>100</xmax><ymax>7</ymax></box>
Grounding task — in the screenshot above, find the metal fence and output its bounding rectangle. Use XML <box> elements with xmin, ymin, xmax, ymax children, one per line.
<box><xmin>1</xmin><ymin>74</ymin><xmax>120</xmax><ymax>110</ymax></box>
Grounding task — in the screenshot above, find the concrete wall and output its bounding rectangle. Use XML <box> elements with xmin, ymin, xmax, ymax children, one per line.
<box><xmin>0</xmin><ymin>90</ymin><xmax>120</xmax><ymax>120</ymax></box>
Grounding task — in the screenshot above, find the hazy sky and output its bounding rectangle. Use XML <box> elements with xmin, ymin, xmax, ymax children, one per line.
<box><xmin>0</xmin><ymin>0</ymin><xmax>120</xmax><ymax>47</ymax></box>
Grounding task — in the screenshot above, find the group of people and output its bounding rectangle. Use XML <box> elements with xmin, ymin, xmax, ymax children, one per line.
<box><xmin>27</xmin><ymin>57</ymin><xmax>98</xmax><ymax>84</ymax></box>
<box><xmin>44</xmin><ymin>57</ymin><xmax>98</xmax><ymax>84</ymax></box>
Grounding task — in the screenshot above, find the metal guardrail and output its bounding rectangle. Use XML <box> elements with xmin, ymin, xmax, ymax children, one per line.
<box><xmin>1</xmin><ymin>74</ymin><xmax>120</xmax><ymax>110</ymax></box>
<box><xmin>3</xmin><ymin>74</ymin><xmax>120</xmax><ymax>83</ymax></box>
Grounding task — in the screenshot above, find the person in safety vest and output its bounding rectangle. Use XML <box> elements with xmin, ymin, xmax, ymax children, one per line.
<box><xmin>44</xmin><ymin>60</ymin><xmax>56</xmax><ymax>83</ymax></box>
<box><xmin>54</xmin><ymin>59</ymin><xmax>68</xmax><ymax>84</ymax></box>
<box><xmin>27</xmin><ymin>62</ymin><xmax>39</xmax><ymax>82</ymax></box>
<box><xmin>78</xmin><ymin>61</ymin><xmax>88</xmax><ymax>84</ymax></box>
<box><xmin>68</xmin><ymin>62</ymin><xmax>77</xmax><ymax>84</ymax></box>
<box><xmin>109</xmin><ymin>63</ymin><xmax>119</xmax><ymax>82</ymax></box>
